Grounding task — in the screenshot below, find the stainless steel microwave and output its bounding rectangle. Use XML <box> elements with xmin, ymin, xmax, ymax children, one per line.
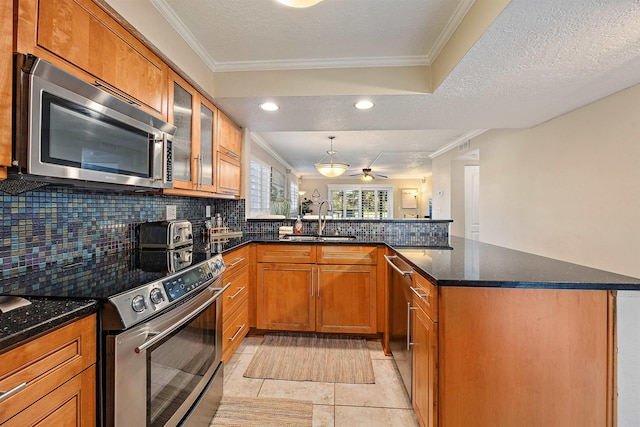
<box><xmin>11</xmin><ymin>53</ymin><xmax>176</xmax><ymax>191</ymax></box>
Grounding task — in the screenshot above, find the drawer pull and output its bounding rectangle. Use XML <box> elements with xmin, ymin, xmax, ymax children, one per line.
<box><xmin>228</xmin><ymin>286</ymin><xmax>245</xmax><ymax>300</ymax></box>
<box><xmin>384</xmin><ymin>255</ymin><xmax>413</xmax><ymax>277</ymax></box>
<box><xmin>226</xmin><ymin>257</ymin><xmax>245</xmax><ymax>269</ymax></box>
<box><xmin>229</xmin><ymin>324</ymin><xmax>245</xmax><ymax>342</ymax></box>
<box><xmin>0</xmin><ymin>382</ymin><xmax>27</xmax><ymax>403</ymax></box>
<box><xmin>410</xmin><ymin>286</ymin><xmax>430</xmax><ymax>300</ymax></box>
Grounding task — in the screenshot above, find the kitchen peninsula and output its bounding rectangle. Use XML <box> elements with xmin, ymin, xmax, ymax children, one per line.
<box><xmin>2</xmin><ymin>229</ymin><xmax>640</xmax><ymax>426</ymax></box>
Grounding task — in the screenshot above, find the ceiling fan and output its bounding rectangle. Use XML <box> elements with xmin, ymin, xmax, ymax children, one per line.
<box><xmin>350</xmin><ymin>168</ymin><xmax>388</xmax><ymax>181</ymax></box>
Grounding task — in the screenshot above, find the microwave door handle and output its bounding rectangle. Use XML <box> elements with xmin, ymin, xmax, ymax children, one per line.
<box><xmin>151</xmin><ymin>136</ymin><xmax>163</xmax><ymax>181</ymax></box>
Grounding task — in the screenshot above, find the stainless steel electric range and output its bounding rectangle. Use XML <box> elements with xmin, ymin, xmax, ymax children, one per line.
<box><xmin>0</xmin><ymin>244</ymin><xmax>228</xmax><ymax>426</ymax></box>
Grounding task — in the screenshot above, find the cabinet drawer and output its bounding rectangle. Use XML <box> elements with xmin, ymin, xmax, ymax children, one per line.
<box><xmin>223</xmin><ymin>245</ymin><xmax>249</xmax><ymax>277</ymax></box>
<box><xmin>0</xmin><ymin>314</ymin><xmax>96</xmax><ymax>424</ymax></box>
<box><xmin>412</xmin><ymin>273</ymin><xmax>438</xmax><ymax>322</ymax></box>
<box><xmin>3</xmin><ymin>366</ymin><xmax>96</xmax><ymax>427</ymax></box>
<box><xmin>222</xmin><ymin>298</ymin><xmax>249</xmax><ymax>362</ymax></box>
<box><xmin>257</xmin><ymin>244</ymin><xmax>316</xmax><ymax>263</ymax></box>
<box><xmin>317</xmin><ymin>245</ymin><xmax>377</xmax><ymax>265</ymax></box>
<box><xmin>221</xmin><ymin>264</ymin><xmax>249</xmax><ymax>322</ymax></box>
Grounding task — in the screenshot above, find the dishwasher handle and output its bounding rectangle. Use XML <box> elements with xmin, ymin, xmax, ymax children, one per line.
<box><xmin>384</xmin><ymin>255</ymin><xmax>413</xmax><ymax>277</ymax></box>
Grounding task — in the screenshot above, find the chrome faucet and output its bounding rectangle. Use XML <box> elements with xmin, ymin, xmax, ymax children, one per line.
<box><xmin>318</xmin><ymin>200</ymin><xmax>332</xmax><ymax>236</ymax></box>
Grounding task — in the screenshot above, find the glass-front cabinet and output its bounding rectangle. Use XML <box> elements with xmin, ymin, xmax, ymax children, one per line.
<box><xmin>166</xmin><ymin>71</ymin><xmax>241</xmax><ymax>197</ymax></box>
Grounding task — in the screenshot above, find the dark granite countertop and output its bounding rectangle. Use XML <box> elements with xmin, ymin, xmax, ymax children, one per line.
<box><xmin>3</xmin><ymin>232</ymin><xmax>638</xmax><ymax>352</ymax></box>
<box><xmin>392</xmin><ymin>236</ymin><xmax>640</xmax><ymax>290</ymax></box>
<box><xmin>0</xmin><ymin>298</ymin><xmax>97</xmax><ymax>353</ymax></box>
<box><xmin>224</xmin><ymin>234</ymin><xmax>640</xmax><ymax>290</ymax></box>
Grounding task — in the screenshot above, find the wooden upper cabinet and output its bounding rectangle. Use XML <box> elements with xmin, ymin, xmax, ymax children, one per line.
<box><xmin>215</xmin><ymin>111</ymin><xmax>242</xmax><ymax>197</ymax></box>
<box><xmin>217</xmin><ymin>111</ymin><xmax>242</xmax><ymax>159</ymax></box>
<box><xmin>0</xmin><ymin>0</ymin><xmax>13</xmax><ymax>174</ymax></box>
<box><xmin>165</xmin><ymin>72</ymin><xmax>221</xmax><ymax>196</ymax></box>
<box><xmin>16</xmin><ymin>0</ymin><xmax>167</xmax><ymax>118</ymax></box>
<box><xmin>166</xmin><ymin>72</ymin><xmax>197</xmax><ymax>192</ymax></box>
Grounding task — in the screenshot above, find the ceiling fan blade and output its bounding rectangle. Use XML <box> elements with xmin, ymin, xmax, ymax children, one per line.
<box><xmin>377</xmin><ymin>173</ymin><xmax>388</xmax><ymax>178</ymax></box>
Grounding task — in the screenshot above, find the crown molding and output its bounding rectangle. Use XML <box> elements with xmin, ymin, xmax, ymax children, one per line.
<box><xmin>149</xmin><ymin>0</ymin><xmax>218</xmax><ymax>71</ymax></box>
<box><xmin>425</xmin><ymin>0</ymin><xmax>476</xmax><ymax>63</ymax></box>
<box><xmin>430</xmin><ymin>129</ymin><xmax>488</xmax><ymax>159</ymax></box>
<box><xmin>250</xmin><ymin>132</ymin><xmax>300</xmax><ymax>178</ymax></box>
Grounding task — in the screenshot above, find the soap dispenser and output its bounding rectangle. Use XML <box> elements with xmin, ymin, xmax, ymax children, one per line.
<box><xmin>294</xmin><ymin>216</ymin><xmax>303</xmax><ymax>234</ymax></box>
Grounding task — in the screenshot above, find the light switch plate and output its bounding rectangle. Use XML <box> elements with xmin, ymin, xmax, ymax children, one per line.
<box><xmin>206</xmin><ymin>206</ymin><xmax>211</xmax><ymax>217</ymax></box>
<box><xmin>166</xmin><ymin>205</ymin><xmax>177</xmax><ymax>220</ymax></box>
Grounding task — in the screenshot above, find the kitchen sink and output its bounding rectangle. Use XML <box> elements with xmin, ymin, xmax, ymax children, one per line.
<box><xmin>280</xmin><ymin>234</ymin><xmax>356</xmax><ymax>242</ymax></box>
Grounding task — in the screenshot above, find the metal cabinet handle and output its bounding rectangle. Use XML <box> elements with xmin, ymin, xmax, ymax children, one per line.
<box><xmin>0</xmin><ymin>382</ymin><xmax>27</xmax><ymax>403</ymax></box>
<box><xmin>410</xmin><ymin>286</ymin><xmax>430</xmax><ymax>300</ymax></box>
<box><xmin>95</xmin><ymin>80</ymin><xmax>141</xmax><ymax>106</ymax></box>
<box><xmin>317</xmin><ymin>268</ymin><xmax>321</xmax><ymax>297</ymax></box>
<box><xmin>223</xmin><ymin>148</ymin><xmax>240</xmax><ymax>160</ymax></box>
<box><xmin>226</xmin><ymin>257</ymin><xmax>245</xmax><ymax>269</ymax></box>
<box><xmin>228</xmin><ymin>286</ymin><xmax>245</xmax><ymax>300</ymax></box>
<box><xmin>384</xmin><ymin>255</ymin><xmax>413</xmax><ymax>277</ymax></box>
<box><xmin>407</xmin><ymin>302</ymin><xmax>418</xmax><ymax>350</ymax></box>
<box><xmin>229</xmin><ymin>324</ymin><xmax>245</xmax><ymax>342</ymax></box>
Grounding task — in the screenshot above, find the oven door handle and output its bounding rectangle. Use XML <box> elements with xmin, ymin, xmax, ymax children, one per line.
<box><xmin>134</xmin><ymin>282</ymin><xmax>230</xmax><ymax>354</ymax></box>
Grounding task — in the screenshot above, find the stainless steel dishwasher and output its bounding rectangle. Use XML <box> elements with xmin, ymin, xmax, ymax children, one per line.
<box><xmin>385</xmin><ymin>254</ymin><xmax>414</xmax><ymax>398</ymax></box>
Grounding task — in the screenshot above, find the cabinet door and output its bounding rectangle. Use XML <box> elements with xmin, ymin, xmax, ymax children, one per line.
<box><xmin>0</xmin><ymin>0</ymin><xmax>12</xmax><ymax>174</ymax></box>
<box><xmin>216</xmin><ymin>152</ymin><xmax>241</xmax><ymax>197</ymax></box>
<box><xmin>217</xmin><ymin>111</ymin><xmax>242</xmax><ymax>159</ymax></box>
<box><xmin>18</xmin><ymin>0</ymin><xmax>166</xmax><ymax>116</ymax></box>
<box><xmin>197</xmin><ymin>98</ymin><xmax>217</xmax><ymax>192</ymax></box>
<box><xmin>412</xmin><ymin>304</ymin><xmax>437</xmax><ymax>427</ymax></box>
<box><xmin>168</xmin><ymin>73</ymin><xmax>197</xmax><ymax>190</ymax></box>
<box><xmin>256</xmin><ymin>263</ymin><xmax>315</xmax><ymax>331</ymax></box>
<box><xmin>215</xmin><ymin>111</ymin><xmax>242</xmax><ymax>197</ymax></box>
<box><xmin>316</xmin><ymin>264</ymin><xmax>377</xmax><ymax>333</ymax></box>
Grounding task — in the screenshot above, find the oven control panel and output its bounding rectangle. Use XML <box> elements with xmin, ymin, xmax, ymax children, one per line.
<box><xmin>109</xmin><ymin>253</ymin><xmax>226</xmax><ymax>329</ymax></box>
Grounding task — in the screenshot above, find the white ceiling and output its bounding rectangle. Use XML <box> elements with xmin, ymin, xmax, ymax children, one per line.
<box><xmin>108</xmin><ymin>0</ymin><xmax>640</xmax><ymax>179</ymax></box>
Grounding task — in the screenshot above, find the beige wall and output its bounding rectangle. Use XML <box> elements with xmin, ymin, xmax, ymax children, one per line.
<box><xmin>433</xmin><ymin>84</ymin><xmax>640</xmax><ymax>278</ymax></box>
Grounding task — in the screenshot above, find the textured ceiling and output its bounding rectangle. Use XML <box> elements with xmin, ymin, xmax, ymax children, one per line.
<box><xmin>107</xmin><ymin>0</ymin><xmax>640</xmax><ymax>179</ymax></box>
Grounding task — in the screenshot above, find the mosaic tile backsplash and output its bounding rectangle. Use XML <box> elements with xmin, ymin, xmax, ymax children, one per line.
<box><xmin>1</xmin><ymin>185</ymin><xmax>449</xmax><ymax>277</ymax></box>
<box><xmin>1</xmin><ymin>186</ymin><xmax>244</xmax><ymax>276</ymax></box>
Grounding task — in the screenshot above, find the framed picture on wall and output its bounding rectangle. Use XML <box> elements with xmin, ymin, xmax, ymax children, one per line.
<box><xmin>401</xmin><ymin>188</ymin><xmax>418</xmax><ymax>209</ymax></box>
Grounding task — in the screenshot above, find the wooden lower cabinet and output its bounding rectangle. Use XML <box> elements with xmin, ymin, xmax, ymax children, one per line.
<box><xmin>437</xmin><ymin>287</ymin><xmax>614</xmax><ymax>427</ymax></box>
<box><xmin>317</xmin><ymin>264</ymin><xmax>376</xmax><ymax>333</ymax></box>
<box><xmin>256</xmin><ymin>261</ymin><xmax>377</xmax><ymax>334</ymax></box>
<box><xmin>221</xmin><ymin>246</ymin><xmax>250</xmax><ymax>362</ymax></box>
<box><xmin>256</xmin><ymin>262</ymin><xmax>315</xmax><ymax>331</ymax></box>
<box><xmin>412</xmin><ymin>300</ymin><xmax>437</xmax><ymax>427</ymax></box>
<box><xmin>3</xmin><ymin>367</ymin><xmax>95</xmax><ymax>427</ymax></box>
<box><xmin>0</xmin><ymin>314</ymin><xmax>97</xmax><ymax>426</ymax></box>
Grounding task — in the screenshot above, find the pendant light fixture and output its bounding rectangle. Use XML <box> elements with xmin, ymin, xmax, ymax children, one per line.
<box><xmin>314</xmin><ymin>136</ymin><xmax>349</xmax><ymax>177</ymax></box>
<box><xmin>276</xmin><ymin>0</ymin><xmax>324</xmax><ymax>8</ymax></box>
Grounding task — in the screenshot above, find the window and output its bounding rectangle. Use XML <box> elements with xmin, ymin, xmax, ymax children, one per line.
<box><xmin>328</xmin><ymin>185</ymin><xmax>393</xmax><ymax>219</ymax></box>
<box><xmin>249</xmin><ymin>159</ymin><xmax>271</xmax><ymax>217</ymax></box>
<box><xmin>290</xmin><ymin>180</ymin><xmax>299</xmax><ymax>217</ymax></box>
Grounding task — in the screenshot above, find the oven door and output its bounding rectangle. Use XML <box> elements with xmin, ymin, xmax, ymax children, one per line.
<box><xmin>106</xmin><ymin>282</ymin><xmax>228</xmax><ymax>427</ymax></box>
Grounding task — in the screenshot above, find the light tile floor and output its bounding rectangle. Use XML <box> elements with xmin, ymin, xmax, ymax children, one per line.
<box><xmin>222</xmin><ymin>336</ymin><xmax>420</xmax><ymax>427</ymax></box>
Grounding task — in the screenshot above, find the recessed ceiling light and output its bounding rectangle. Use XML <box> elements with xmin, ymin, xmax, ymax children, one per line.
<box><xmin>354</xmin><ymin>100</ymin><xmax>375</xmax><ymax>110</ymax></box>
<box><xmin>259</xmin><ymin>102</ymin><xmax>279</xmax><ymax>112</ymax></box>
<box><xmin>276</xmin><ymin>0</ymin><xmax>324</xmax><ymax>8</ymax></box>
